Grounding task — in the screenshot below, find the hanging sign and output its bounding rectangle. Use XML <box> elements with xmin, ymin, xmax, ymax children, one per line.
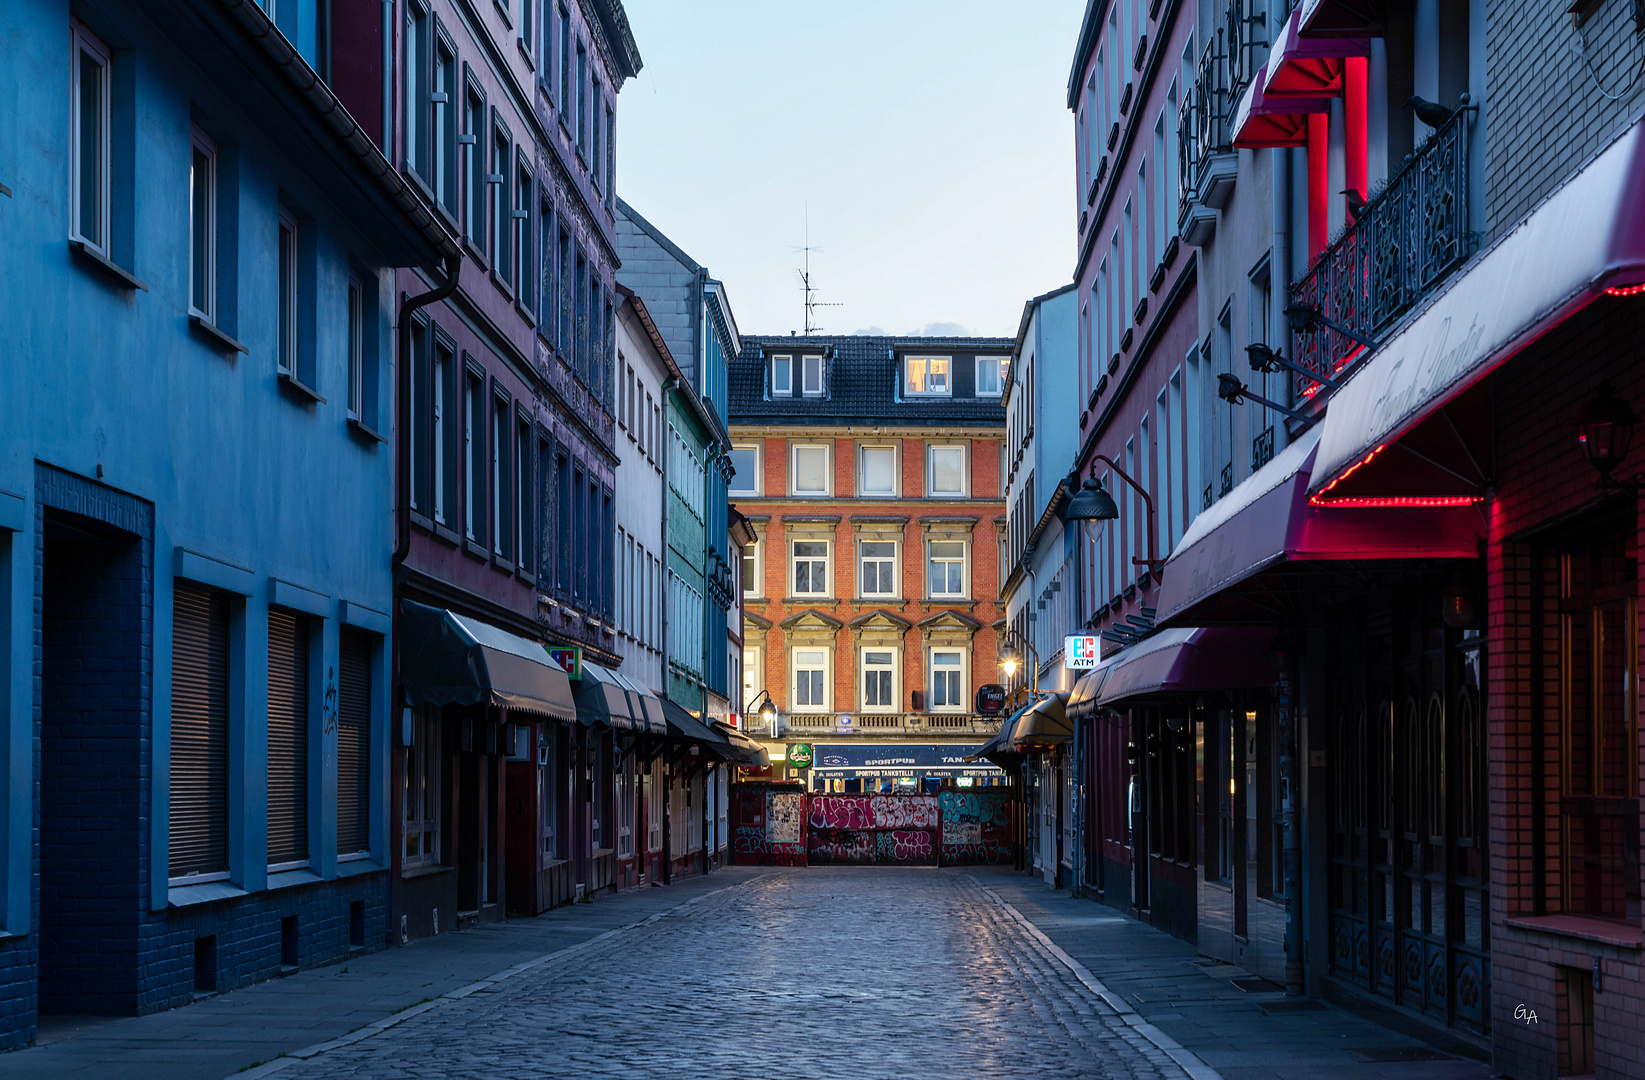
<box><xmin>1065</xmin><ymin>635</ymin><xmax>1101</xmax><ymax>669</ymax></box>
<box><xmin>787</xmin><ymin>743</ymin><xmax>814</xmax><ymax>768</ymax></box>
<box><xmin>974</xmin><ymin>684</ymin><xmax>1007</xmax><ymax>715</ymax></box>
<box><xmin>545</xmin><ymin>645</ymin><xmax>582</xmax><ymax>677</ymax></box>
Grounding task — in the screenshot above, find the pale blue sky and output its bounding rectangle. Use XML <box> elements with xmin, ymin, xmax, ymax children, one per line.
<box><xmin>614</xmin><ymin>1</ymin><xmax>1083</xmax><ymax>339</ymax></box>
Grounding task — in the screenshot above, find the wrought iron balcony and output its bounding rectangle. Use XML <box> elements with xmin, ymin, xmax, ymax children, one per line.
<box><xmin>1252</xmin><ymin>425</ymin><xmax>1274</xmax><ymax>471</ymax></box>
<box><xmin>1179</xmin><ymin>34</ymin><xmax>1236</xmax><ymax>242</ymax></box>
<box><xmin>1289</xmin><ymin>108</ymin><xmax>1473</xmax><ymax>399</ymax></box>
<box><xmin>1224</xmin><ymin>0</ymin><xmax>1269</xmax><ymax>107</ymax></box>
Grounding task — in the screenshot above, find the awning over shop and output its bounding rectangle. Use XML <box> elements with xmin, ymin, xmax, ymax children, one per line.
<box><xmin>574</xmin><ymin>664</ymin><xmax>666</xmax><ymax>734</ymax></box>
<box><xmin>970</xmin><ymin>704</ymin><xmax>1028</xmax><ymax>767</ymax></box>
<box><xmin>659</xmin><ymin>696</ymin><xmax>728</xmax><ymax>751</ymax></box>
<box><xmin>1264</xmin><ymin>9</ymin><xmax>1367</xmax><ymax>98</ymax></box>
<box><xmin>1097</xmin><ymin>627</ymin><xmax>1277</xmax><ymax>706</ymax></box>
<box><xmin>398</xmin><ymin>600</ymin><xmax>577</xmax><ymax>722</ymax></box>
<box><xmin>1232</xmin><ymin>64</ymin><xmax>1330</xmax><ymax>149</ymax></box>
<box><xmin>1155</xmin><ymin>425</ymin><xmax>1481</xmax><ymax>626</ymax></box>
<box><xmin>1310</xmin><ymin>113</ymin><xmax>1645</xmax><ymax>503</ymax></box>
<box><xmin>712</xmin><ymin>721</ymin><xmax>770</xmax><ymax>768</ymax></box>
<box><xmin>1298</xmin><ymin>0</ymin><xmax>1387</xmax><ymax>39</ymax></box>
<box><xmin>1008</xmin><ymin>693</ymin><xmax>1072</xmax><ymax>753</ymax></box>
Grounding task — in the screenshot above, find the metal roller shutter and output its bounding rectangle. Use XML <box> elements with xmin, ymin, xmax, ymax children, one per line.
<box><xmin>337</xmin><ymin>628</ymin><xmax>372</xmax><ymax>856</ymax></box>
<box><xmin>267</xmin><ymin>608</ymin><xmax>309</xmax><ymax>866</ymax></box>
<box><xmin>170</xmin><ymin>582</ymin><xmax>229</xmax><ymax>879</ymax></box>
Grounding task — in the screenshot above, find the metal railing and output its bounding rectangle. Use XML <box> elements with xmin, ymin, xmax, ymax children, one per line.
<box><xmin>1224</xmin><ymin>0</ymin><xmax>1268</xmax><ymax>107</ymax></box>
<box><xmin>1289</xmin><ymin>108</ymin><xmax>1473</xmax><ymax>397</ymax></box>
<box><xmin>1252</xmin><ymin>426</ymin><xmax>1275</xmax><ymax>471</ymax></box>
<box><xmin>779</xmin><ymin>713</ymin><xmax>1004</xmax><ymax>737</ymax></box>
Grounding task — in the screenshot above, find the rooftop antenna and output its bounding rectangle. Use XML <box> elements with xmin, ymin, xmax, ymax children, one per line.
<box><xmin>792</xmin><ymin>204</ymin><xmax>841</xmax><ymax>335</ymax></box>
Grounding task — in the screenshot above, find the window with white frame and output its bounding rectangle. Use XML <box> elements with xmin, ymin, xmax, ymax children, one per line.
<box><xmin>861</xmin><ymin>650</ymin><xmax>896</xmax><ymax>711</ymax></box>
<box><xmin>792</xmin><ymin>444</ymin><xmax>829</xmax><ymax>496</ymax></box>
<box><xmin>792</xmin><ymin>648</ymin><xmax>829</xmax><ymax>711</ymax></box>
<box><xmin>403</xmin><ymin>706</ymin><xmax>442</xmax><ymax>867</ymax></box>
<box><xmin>189</xmin><ymin>127</ymin><xmax>217</xmax><ymax>321</ymax></box>
<box><xmin>742</xmin><ymin>646</ymin><xmax>762</xmax><ymax>714</ymax></box>
<box><xmin>928</xmin><ymin>540</ymin><xmax>966</xmax><ymax>598</ymax></box>
<box><xmin>801</xmin><ymin>354</ymin><xmax>823</xmax><ymax>396</ymax></box>
<box><xmin>928</xmin><ymin>444</ymin><xmax>967</xmax><ymax>496</ymax></box>
<box><xmin>859</xmin><ymin>541</ymin><xmax>896</xmax><ymax>598</ymax></box>
<box><xmin>976</xmin><ymin>355</ymin><xmax>1006</xmax><ymax>397</ymax></box>
<box><xmin>729</xmin><ymin>444</ymin><xmax>760</xmax><ymax>495</ymax></box>
<box><xmin>71</xmin><ymin>21</ymin><xmax>112</xmax><ymax>255</ymax></box>
<box><xmin>742</xmin><ymin>539</ymin><xmax>761</xmax><ymax>598</ymax></box>
<box><xmin>930</xmin><ymin>649</ymin><xmax>964</xmax><ymax>710</ymax></box>
<box><xmin>434</xmin><ymin>29</ymin><xmax>458</xmax><ymax>216</ymax></box>
<box><xmin>346</xmin><ymin>275</ymin><xmax>365</xmax><ymax>420</ymax></box>
<box><xmin>276</xmin><ymin>207</ymin><xmax>300</xmax><ymax>377</ymax></box>
<box><xmin>858</xmin><ymin>445</ymin><xmax>896</xmax><ymax>497</ymax></box>
<box><xmin>793</xmin><ymin>540</ymin><xmax>828</xmax><ymax>597</ymax></box>
<box><xmin>771</xmin><ymin>354</ymin><xmax>792</xmax><ymax>397</ymax></box>
<box><xmin>903</xmin><ymin>356</ymin><xmax>951</xmax><ymax>396</ymax></box>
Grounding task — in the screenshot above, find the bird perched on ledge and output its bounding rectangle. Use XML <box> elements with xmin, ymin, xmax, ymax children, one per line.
<box><xmin>1405</xmin><ymin>95</ymin><xmax>1456</xmax><ymax>129</ymax></box>
<box><xmin>1343</xmin><ymin>188</ymin><xmax>1368</xmax><ymax>222</ymax></box>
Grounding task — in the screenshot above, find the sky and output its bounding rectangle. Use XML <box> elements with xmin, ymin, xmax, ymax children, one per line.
<box><xmin>614</xmin><ymin>1</ymin><xmax>1084</xmax><ymax>340</ymax></box>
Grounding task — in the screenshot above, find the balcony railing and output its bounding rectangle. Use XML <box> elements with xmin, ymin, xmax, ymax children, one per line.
<box><xmin>1289</xmin><ymin>108</ymin><xmax>1473</xmax><ymax>398</ymax></box>
<box><xmin>778</xmin><ymin>713</ymin><xmax>1004</xmax><ymax>738</ymax></box>
<box><xmin>1252</xmin><ymin>425</ymin><xmax>1274</xmax><ymax>471</ymax></box>
<box><xmin>1224</xmin><ymin>0</ymin><xmax>1268</xmax><ymax>107</ymax></box>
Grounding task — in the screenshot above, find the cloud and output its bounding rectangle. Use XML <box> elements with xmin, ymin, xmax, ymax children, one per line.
<box><xmin>850</xmin><ymin>325</ymin><xmax>890</xmax><ymax>336</ymax></box>
<box><xmin>908</xmin><ymin>321</ymin><xmax>972</xmax><ymax>338</ymax></box>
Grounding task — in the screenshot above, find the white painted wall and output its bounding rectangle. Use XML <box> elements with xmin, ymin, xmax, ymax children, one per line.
<box><xmin>614</xmin><ymin>299</ymin><xmax>670</xmax><ymax>695</ymax></box>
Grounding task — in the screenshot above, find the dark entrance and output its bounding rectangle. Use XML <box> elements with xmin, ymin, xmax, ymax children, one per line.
<box><xmin>38</xmin><ymin>481</ymin><xmax>151</xmax><ymax>1015</ymax></box>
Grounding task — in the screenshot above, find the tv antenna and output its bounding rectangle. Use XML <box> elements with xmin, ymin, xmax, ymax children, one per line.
<box><xmin>792</xmin><ymin>206</ymin><xmax>841</xmax><ymax>335</ymax></box>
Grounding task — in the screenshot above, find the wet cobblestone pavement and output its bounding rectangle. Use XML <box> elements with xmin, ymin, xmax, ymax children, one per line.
<box><xmin>270</xmin><ymin>868</ymin><xmax>1196</xmax><ymax>1080</ymax></box>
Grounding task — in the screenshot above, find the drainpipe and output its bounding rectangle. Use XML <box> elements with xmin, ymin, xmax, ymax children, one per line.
<box><xmin>1273</xmin><ymin>148</ymin><xmax>1293</xmax><ymax>435</ymax></box>
<box><xmin>392</xmin><ymin>256</ymin><xmax>463</xmax><ymax>571</ymax></box>
<box><xmin>1277</xmin><ymin>645</ymin><xmax>1303</xmax><ymax>995</ymax></box>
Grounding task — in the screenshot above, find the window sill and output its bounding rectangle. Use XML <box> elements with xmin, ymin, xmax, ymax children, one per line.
<box><xmin>168</xmin><ymin>879</ymin><xmax>246</xmax><ymax>908</ymax></box>
<box><xmin>492</xmin><ymin>554</ymin><xmax>516</xmax><ymax>575</ymax></box>
<box><xmin>70</xmin><ymin>239</ymin><xmax>148</xmax><ymax>292</ymax></box>
<box><xmin>516</xmin><ymin>36</ymin><xmax>535</xmax><ymax>71</ymax></box>
<box><xmin>189</xmin><ymin>314</ymin><xmax>248</xmax><ymax>354</ymax></box>
<box><xmin>516</xmin><ymin>567</ymin><xmax>537</xmax><ymax>588</ymax></box>
<box><xmin>400</xmin><ymin>862</ymin><xmax>454</xmax><ymax>880</ymax></box>
<box><xmin>336</xmin><ymin>856</ymin><xmax>384</xmax><ymax>877</ymax></box>
<box><xmin>433</xmin><ymin>522</ymin><xmax>463</xmax><ymax>548</ymax></box>
<box><xmin>278</xmin><ymin>371</ymin><xmax>326</xmax><ymax>405</ymax></box>
<box><xmin>1505</xmin><ymin>915</ymin><xmax>1643</xmax><ymax>950</ymax></box>
<box><xmin>464</xmin><ymin>538</ymin><xmax>490</xmax><ymax>561</ymax></box>
<box><xmin>267</xmin><ymin>867</ymin><xmax>323</xmax><ymax>891</ymax></box>
<box><xmin>348</xmin><ymin>417</ymin><xmax>387</xmax><ymax>445</ymax></box>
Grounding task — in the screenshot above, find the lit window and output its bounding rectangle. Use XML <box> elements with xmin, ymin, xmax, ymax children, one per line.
<box><xmin>862</xmin><ymin>650</ymin><xmax>896</xmax><ymax>710</ymax></box>
<box><xmin>859</xmin><ymin>446</ymin><xmax>896</xmax><ymax>496</ymax></box>
<box><xmin>931</xmin><ymin>650</ymin><xmax>964</xmax><ymax>709</ymax></box>
<box><xmin>793</xmin><ymin>541</ymin><xmax>828</xmax><ymax>596</ymax></box>
<box><xmin>771</xmin><ymin>354</ymin><xmax>792</xmax><ymax>397</ymax></box>
<box><xmin>929</xmin><ymin>541</ymin><xmax>966</xmax><ymax>598</ymax></box>
<box><xmin>904</xmin><ymin>356</ymin><xmax>951</xmax><ymax>396</ymax></box>
<box><xmin>741</xmin><ymin>540</ymin><xmax>760</xmax><ymax>597</ymax></box>
<box><xmin>793</xmin><ymin>445</ymin><xmax>828</xmax><ymax>495</ymax></box>
<box><xmin>929</xmin><ymin>445</ymin><xmax>966</xmax><ymax>496</ymax></box>
<box><xmin>860</xmin><ymin>541</ymin><xmax>896</xmax><ymax>598</ymax></box>
<box><xmin>977</xmin><ymin>356</ymin><xmax>1007</xmax><ymax>397</ymax></box>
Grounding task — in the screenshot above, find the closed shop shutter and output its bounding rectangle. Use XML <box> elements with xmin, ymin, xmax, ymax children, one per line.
<box><xmin>337</xmin><ymin>627</ymin><xmax>372</xmax><ymax>856</ymax></box>
<box><xmin>267</xmin><ymin>608</ymin><xmax>309</xmax><ymax>866</ymax></box>
<box><xmin>170</xmin><ymin>582</ymin><xmax>229</xmax><ymax>879</ymax></box>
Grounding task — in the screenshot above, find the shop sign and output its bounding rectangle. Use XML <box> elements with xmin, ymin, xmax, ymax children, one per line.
<box><xmin>788</xmin><ymin>743</ymin><xmax>814</xmax><ymax>768</ymax></box>
<box><xmin>974</xmin><ymin>684</ymin><xmax>1006</xmax><ymax>714</ymax></box>
<box><xmin>1065</xmin><ymin>635</ymin><xmax>1101</xmax><ymax>669</ymax></box>
<box><xmin>545</xmin><ymin>645</ymin><xmax>581</xmax><ymax>677</ymax></box>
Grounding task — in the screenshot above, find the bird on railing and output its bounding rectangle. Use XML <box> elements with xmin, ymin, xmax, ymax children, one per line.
<box><xmin>1342</xmin><ymin>188</ymin><xmax>1368</xmax><ymax>223</ymax></box>
<box><xmin>1404</xmin><ymin>95</ymin><xmax>1456</xmax><ymax>130</ymax></box>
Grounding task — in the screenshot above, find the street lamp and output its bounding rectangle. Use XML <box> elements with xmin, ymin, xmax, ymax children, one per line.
<box><xmin>744</xmin><ymin>690</ymin><xmax>777</xmax><ymax>734</ymax></box>
<box><xmin>1578</xmin><ymin>381</ymin><xmax>1641</xmax><ymax>493</ymax></box>
<box><xmin>1064</xmin><ymin>457</ymin><xmax>1167</xmax><ymax>572</ymax></box>
<box><xmin>998</xmin><ymin>639</ymin><xmax>1021</xmax><ymax>679</ymax></box>
<box><xmin>1245</xmin><ymin>342</ymin><xmax>1340</xmax><ymax>391</ymax></box>
<box><xmin>1285</xmin><ymin>302</ymin><xmax>1379</xmax><ymax>351</ymax></box>
<box><xmin>997</xmin><ymin>630</ymin><xmax>1039</xmax><ymax>703</ymax></box>
<box><xmin>1218</xmin><ymin>373</ymin><xmax>1316</xmax><ymax>427</ymax></box>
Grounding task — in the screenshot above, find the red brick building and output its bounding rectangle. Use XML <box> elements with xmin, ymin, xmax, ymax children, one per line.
<box><xmin>727</xmin><ymin>336</ymin><xmax>1011</xmax><ymax>789</ymax></box>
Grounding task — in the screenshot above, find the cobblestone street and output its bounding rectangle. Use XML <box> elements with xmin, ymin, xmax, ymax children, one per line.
<box><xmin>263</xmin><ymin>869</ymin><xmax>1195</xmax><ymax>1080</ymax></box>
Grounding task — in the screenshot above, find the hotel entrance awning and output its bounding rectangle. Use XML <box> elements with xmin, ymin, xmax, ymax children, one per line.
<box><xmin>1309</xmin><ymin>114</ymin><xmax>1645</xmax><ymax>503</ymax></box>
<box><xmin>1155</xmin><ymin>426</ymin><xmax>1481</xmax><ymax>627</ymax></box>
<box><xmin>398</xmin><ymin>601</ymin><xmax>577</xmax><ymax>722</ymax></box>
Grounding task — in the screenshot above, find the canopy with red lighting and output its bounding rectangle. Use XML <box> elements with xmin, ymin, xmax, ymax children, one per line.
<box><xmin>1310</xmin><ymin>113</ymin><xmax>1645</xmax><ymax>503</ymax></box>
<box><xmin>1297</xmin><ymin>0</ymin><xmax>1386</xmax><ymax>38</ymax></box>
<box><xmin>1264</xmin><ymin>8</ymin><xmax>1369</xmax><ymax>98</ymax></box>
<box><xmin>1232</xmin><ymin>63</ymin><xmax>1331</xmax><ymax>149</ymax></box>
<box><xmin>1155</xmin><ymin>425</ymin><xmax>1481</xmax><ymax>627</ymax></box>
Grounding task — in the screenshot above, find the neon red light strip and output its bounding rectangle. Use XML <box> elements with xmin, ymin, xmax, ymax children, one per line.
<box><xmin>1311</xmin><ymin>443</ymin><xmax>1386</xmax><ymax>500</ymax></box>
<box><xmin>1310</xmin><ymin>495</ymin><xmax>1482</xmax><ymax>507</ymax></box>
<box><xmin>1605</xmin><ymin>283</ymin><xmax>1645</xmax><ymax>297</ymax></box>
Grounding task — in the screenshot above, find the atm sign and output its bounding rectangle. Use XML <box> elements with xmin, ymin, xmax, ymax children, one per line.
<box><xmin>1066</xmin><ymin>635</ymin><xmax>1101</xmax><ymax>669</ymax></box>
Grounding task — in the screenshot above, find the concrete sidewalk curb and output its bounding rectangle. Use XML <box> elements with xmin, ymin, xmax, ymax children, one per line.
<box><xmin>231</xmin><ymin>879</ymin><xmax>755</xmax><ymax>1080</ymax></box>
<box><xmin>975</xmin><ymin>882</ymin><xmax>1225</xmax><ymax>1080</ymax></box>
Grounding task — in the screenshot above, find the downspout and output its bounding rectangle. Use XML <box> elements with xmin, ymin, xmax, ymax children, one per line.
<box><xmin>660</xmin><ymin>377</ymin><xmax>677</xmax><ymax>885</ymax></box>
<box><xmin>392</xmin><ymin>256</ymin><xmax>463</xmax><ymax>570</ymax></box>
<box><xmin>1273</xmin><ymin>147</ymin><xmax>1293</xmax><ymax>440</ymax></box>
<box><xmin>1274</xmin><ymin>146</ymin><xmax>1303</xmax><ymax>998</ymax></box>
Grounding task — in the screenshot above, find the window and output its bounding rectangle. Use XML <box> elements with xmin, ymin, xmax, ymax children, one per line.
<box><xmin>771</xmin><ymin>354</ymin><xmax>792</xmax><ymax>397</ymax></box>
<box><xmin>904</xmin><ymin>356</ymin><xmax>950</xmax><ymax>396</ymax></box>
<box><xmin>930</xmin><ymin>649</ymin><xmax>964</xmax><ymax>710</ymax></box>
<box><xmin>859</xmin><ymin>445</ymin><xmax>896</xmax><ymax>496</ymax></box>
<box><xmin>558</xmin><ymin>227</ymin><xmax>572</xmax><ymax>354</ymax></box>
<box><xmin>729</xmin><ymin>444</ymin><xmax>760</xmax><ymax>495</ymax></box>
<box><xmin>792</xmin><ymin>444</ymin><xmax>828</xmax><ymax>496</ymax></box>
<box><xmin>742</xmin><ymin>540</ymin><xmax>760</xmax><ymax>597</ymax></box>
<box><xmin>801</xmin><ymin>354</ymin><xmax>823</xmax><ymax>396</ymax></box>
<box><xmin>574</xmin><ymin>248</ymin><xmax>587</xmax><ymax>378</ymax></box>
<box><xmin>793</xmin><ymin>541</ymin><xmax>828</xmax><ymax>597</ymax></box>
<box><xmin>170</xmin><ymin>582</ymin><xmax>229</xmax><ymax>883</ymax></box>
<box><xmin>793</xmin><ymin>649</ymin><xmax>828</xmax><ymax>712</ymax></box>
<box><xmin>517</xmin><ymin>417</ymin><xmax>534</xmax><ymax>573</ymax></box>
<box><xmin>862</xmin><ymin>650</ymin><xmax>896</xmax><ymax>711</ymax></box>
<box><xmin>591</xmin><ymin>79</ymin><xmax>603</xmax><ymax>183</ymax></box>
<box><xmin>465</xmin><ymin>366</ymin><xmax>486</xmax><ymax>544</ymax></box>
<box><xmin>276</xmin><ymin>206</ymin><xmax>306</xmax><ymax>385</ymax></box>
<box><xmin>537</xmin><ymin>201</ymin><xmax>554</xmax><ymax>333</ymax></box>
<box><xmin>605</xmin><ymin>106</ymin><xmax>615</xmax><ymax>202</ymax></box>
<box><xmin>267</xmin><ymin>608</ymin><xmax>311</xmax><ymax>869</ymax></box>
<box><xmin>404</xmin><ymin>0</ymin><xmax>431</xmax><ymax>179</ymax></box>
<box><xmin>433</xmin><ymin>336</ymin><xmax>456</xmax><ymax>525</ymax></box>
<box><xmin>575</xmin><ymin>43</ymin><xmax>587</xmax><ymax>151</ymax></box>
<box><xmin>491</xmin><ymin>123</ymin><xmax>512</xmax><ymax>284</ymax></box>
<box><xmin>928</xmin><ymin>444</ymin><xmax>966</xmax><ymax>496</ymax></box>
<box><xmin>189</xmin><ymin>127</ymin><xmax>217</xmax><ymax>320</ymax></box>
<box><xmin>71</xmin><ymin>21</ymin><xmax>112</xmax><ymax>254</ymax></box>
<box><xmin>465</xmin><ymin>81</ymin><xmax>486</xmax><ymax>248</ymax></box>
<box><xmin>345</xmin><ymin>275</ymin><xmax>365</xmax><ymax>422</ymax></box>
<box><xmin>555</xmin><ymin>449</ymin><xmax>571</xmax><ymax>593</ymax></box>
<box><xmin>929</xmin><ymin>541</ymin><xmax>966</xmax><ymax>598</ymax></box>
<box><xmin>337</xmin><ymin>628</ymin><xmax>373</xmax><ymax>859</ymax></box>
<box><xmin>742</xmin><ymin>647</ymin><xmax>762</xmax><ymax>717</ymax></box>
<box><xmin>976</xmin><ymin>355</ymin><xmax>1005</xmax><ymax>397</ymax></box>
<box><xmin>516</xmin><ymin>162</ymin><xmax>534</xmax><ymax>310</ymax></box>
<box><xmin>860</xmin><ymin>541</ymin><xmax>896</xmax><ymax>598</ymax></box>
<box><xmin>435</xmin><ymin>33</ymin><xmax>457</xmax><ymax>215</ymax></box>
<box><xmin>558</xmin><ymin>7</ymin><xmax>572</xmax><ymax>113</ymax></box>
<box><xmin>403</xmin><ymin>706</ymin><xmax>441</xmax><ymax>868</ymax></box>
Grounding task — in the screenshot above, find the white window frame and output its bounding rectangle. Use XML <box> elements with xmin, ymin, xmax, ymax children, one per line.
<box><xmin>346</xmin><ymin>274</ymin><xmax>365</xmax><ymax>421</ymax></box>
<box><xmin>903</xmin><ymin>355</ymin><xmax>951</xmax><ymax>397</ymax></box>
<box><xmin>70</xmin><ymin>20</ymin><xmax>113</xmax><ymax>255</ymax></box>
<box><xmin>927</xmin><ymin>443</ymin><xmax>968</xmax><ymax>497</ymax></box>
<box><xmin>276</xmin><ymin>206</ymin><xmax>300</xmax><ymax>376</ymax></box>
<box><xmin>857</xmin><ymin>444</ymin><xmax>898</xmax><ymax>497</ymax></box>
<box><xmin>791</xmin><ymin>647</ymin><xmax>831</xmax><ymax>713</ymax></box>
<box><xmin>771</xmin><ymin>354</ymin><xmax>792</xmax><ymax>397</ymax></box>
<box><xmin>741</xmin><ymin>539</ymin><xmax>762</xmax><ymax>599</ymax></box>
<box><xmin>859</xmin><ymin>648</ymin><xmax>898</xmax><ymax>713</ymax></box>
<box><xmin>188</xmin><ymin>126</ymin><xmax>218</xmax><ymax>321</ymax></box>
<box><xmin>728</xmin><ymin>442</ymin><xmax>761</xmax><ymax>496</ymax></box>
<box><xmin>927</xmin><ymin>539</ymin><xmax>968</xmax><ymax>599</ymax></box>
<box><xmin>791</xmin><ymin>539</ymin><xmax>830</xmax><ymax>598</ymax></box>
<box><xmin>801</xmin><ymin>354</ymin><xmax>823</xmax><ymax>396</ymax></box>
<box><xmin>976</xmin><ymin>355</ymin><xmax>1005</xmax><ymax>397</ymax></box>
<box><xmin>742</xmin><ymin>646</ymin><xmax>763</xmax><ymax>717</ymax></box>
<box><xmin>929</xmin><ymin>648</ymin><xmax>966</xmax><ymax>712</ymax></box>
<box><xmin>791</xmin><ymin>443</ymin><xmax>830</xmax><ymax>496</ymax></box>
<box><xmin>403</xmin><ymin>707</ymin><xmax>442</xmax><ymax>868</ymax></box>
<box><xmin>858</xmin><ymin>539</ymin><xmax>898</xmax><ymax>599</ymax></box>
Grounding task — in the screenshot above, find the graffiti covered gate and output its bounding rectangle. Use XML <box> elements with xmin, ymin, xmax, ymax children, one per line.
<box><xmin>730</xmin><ymin>786</ymin><xmax>1014</xmax><ymax>867</ymax></box>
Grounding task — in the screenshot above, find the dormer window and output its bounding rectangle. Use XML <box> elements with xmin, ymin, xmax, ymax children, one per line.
<box><xmin>772</xmin><ymin>354</ymin><xmax>792</xmax><ymax>396</ymax></box>
<box><xmin>904</xmin><ymin>356</ymin><xmax>951</xmax><ymax>397</ymax></box>
<box><xmin>801</xmin><ymin>354</ymin><xmax>823</xmax><ymax>396</ymax></box>
<box><xmin>976</xmin><ymin>355</ymin><xmax>1007</xmax><ymax>397</ymax></box>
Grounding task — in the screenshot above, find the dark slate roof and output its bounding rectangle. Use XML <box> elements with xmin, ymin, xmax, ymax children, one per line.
<box><xmin>729</xmin><ymin>335</ymin><xmax>1011</xmax><ymax>427</ymax></box>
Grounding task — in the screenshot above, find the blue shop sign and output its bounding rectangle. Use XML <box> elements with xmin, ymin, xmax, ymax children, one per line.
<box><xmin>812</xmin><ymin>744</ymin><xmax>990</xmax><ymax>770</ymax></box>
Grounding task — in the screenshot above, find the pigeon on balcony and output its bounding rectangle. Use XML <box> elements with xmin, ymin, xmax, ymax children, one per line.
<box><xmin>1342</xmin><ymin>188</ymin><xmax>1368</xmax><ymax>222</ymax></box>
<box><xmin>1404</xmin><ymin>95</ymin><xmax>1455</xmax><ymax>129</ymax></box>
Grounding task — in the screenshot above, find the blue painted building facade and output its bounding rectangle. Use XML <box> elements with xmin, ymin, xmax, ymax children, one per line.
<box><xmin>0</xmin><ymin>0</ymin><xmax>452</xmax><ymax>1047</ymax></box>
